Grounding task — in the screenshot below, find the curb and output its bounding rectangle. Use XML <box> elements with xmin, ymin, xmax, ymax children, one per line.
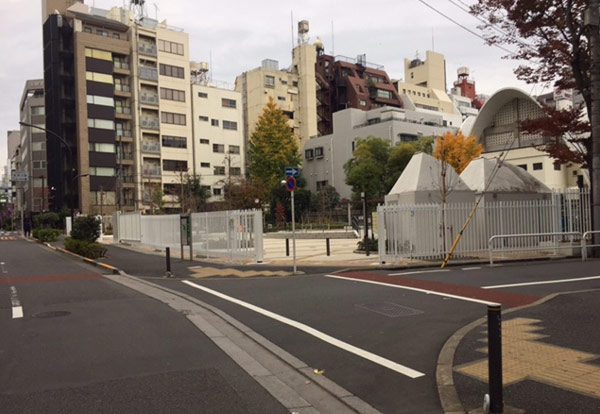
<box><xmin>435</xmin><ymin>288</ymin><xmax>600</xmax><ymax>413</ymax></box>
<box><xmin>43</xmin><ymin>241</ymin><xmax>121</xmax><ymax>274</ymax></box>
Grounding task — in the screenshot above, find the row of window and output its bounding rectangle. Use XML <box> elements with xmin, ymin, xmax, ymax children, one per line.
<box><xmin>160</xmin><ymin>87</ymin><xmax>185</xmax><ymax>102</ymax></box>
<box><xmin>83</xmin><ymin>27</ymin><xmax>121</xmax><ymax>39</ymax></box>
<box><xmin>518</xmin><ymin>162</ymin><xmax>560</xmax><ymax>172</ymax></box>
<box><xmin>85</xmin><ymin>47</ymin><xmax>112</xmax><ymax>61</ymax></box>
<box><xmin>210</xmin><ymin>144</ymin><xmax>240</xmax><ymax>154</ymax></box>
<box><xmin>86</xmin><ymin>71</ymin><xmax>113</xmax><ymax>84</ymax></box>
<box><xmin>198</xmin><ymin>117</ymin><xmax>238</xmax><ymax>130</ymax></box>
<box><xmin>264</xmin><ymin>76</ymin><xmax>298</xmax><ymax>88</ymax></box>
<box><xmin>196</xmin><ymin>93</ymin><xmax>238</xmax><ymax>109</ymax></box>
<box><xmin>158</xmin><ymin>39</ymin><xmax>184</xmax><ymax>56</ymax></box>
<box><xmin>159</xmin><ymin>63</ymin><xmax>185</xmax><ymax>79</ymax></box>
<box><xmin>304</xmin><ymin>147</ymin><xmax>324</xmax><ymax>160</ymax></box>
<box><xmin>161</xmin><ymin>111</ymin><xmax>186</xmax><ymax>125</ymax></box>
<box><xmin>87</xmin><ymin>95</ymin><xmax>115</xmax><ymax>107</ymax></box>
<box><xmin>163</xmin><ymin>184</ymin><xmax>224</xmax><ymax>197</ymax></box>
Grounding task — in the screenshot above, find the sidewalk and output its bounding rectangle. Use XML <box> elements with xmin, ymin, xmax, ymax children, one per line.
<box><xmin>450</xmin><ymin>290</ymin><xmax>600</xmax><ymax>413</ymax></box>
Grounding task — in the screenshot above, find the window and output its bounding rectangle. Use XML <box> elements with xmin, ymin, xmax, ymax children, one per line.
<box><xmin>228</xmin><ymin>145</ymin><xmax>240</xmax><ymax>154</ymax></box>
<box><xmin>316</xmin><ymin>180</ymin><xmax>329</xmax><ymax>191</ymax></box>
<box><xmin>85</xmin><ymin>47</ymin><xmax>112</xmax><ymax>61</ymax></box>
<box><xmin>554</xmin><ymin>162</ymin><xmax>561</xmax><ymax>171</ymax></box>
<box><xmin>163</xmin><ymin>159</ymin><xmax>188</xmax><ymax>171</ymax></box>
<box><xmin>32</xmin><ymin>161</ymin><xmax>47</xmax><ymax>169</ymax></box>
<box><xmin>161</xmin><ymin>111</ymin><xmax>186</xmax><ymax>125</ymax></box>
<box><xmin>198</xmin><ymin>92</ymin><xmax>208</xmax><ymax>98</ymax></box>
<box><xmin>265</xmin><ymin>75</ymin><xmax>275</xmax><ymax>87</ymax></box>
<box><xmin>31</xmin><ymin>106</ymin><xmax>45</xmax><ymax>115</ymax></box>
<box><xmin>160</xmin><ymin>87</ymin><xmax>185</xmax><ymax>102</ymax></box>
<box><xmin>359</xmin><ymin>100</ymin><xmax>366</xmax><ymax>107</ymax></box>
<box><xmin>96</xmin><ymin>29</ymin><xmax>108</xmax><ymax>37</ymax></box>
<box><xmin>213</xmin><ymin>187</ymin><xmax>222</xmax><ymax>195</ymax></box>
<box><xmin>223</xmin><ymin>120</ymin><xmax>237</xmax><ymax>130</ymax></box>
<box><xmin>162</xmin><ymin>135</ymin><xmax>187</xmax><ymax>148</ymax></box>
<box><xmin>277</xmin><ymin>96</ymin><xmax>286</xmax><ymax>101</ymax></box>
<box><xmin>199</xmin><ymin>116</ymin><xmax>209</xmax><ymax>122</ymax></box>
<box><xmin>159</xmin><ymin>63</ymin><xmax>185</xmax><ymax>79</ymax></box>
<box><xmin>305</xmin><ymin>149</ymin><xmax>314</xmax><ymax>160</ymax></box>
<box><xmin>376</xmin><ymin>89</ymin><xmax>393</xmax><ymax>99</ymax></box>
<box><xmin>222</xmin><ymin>98</ymin><xmax>237</xmax><ymax>108</ymax></box>
<box><xmin>533</xmin><ymin>162</ymin><xmax>543</xmax><ymax>170</ymax></box>
<box><xmin>112</xmin><ymin>33</ymin><xmax>120</xmax><ymax>39</ymax></box>
<box><xmin>292</xmin><ymin>81</ymin><xmax>298</xmax><ymax>87</ymax></box>
<box><xmin>314</xmin><ymin>147</ymin><xmax>324</xmax><ymax>158</ymax></box>
<box><xmin>84</xmin><ymin>27</ymin><xmax>92</xmax><ymax>33</ymax></box>
<box><xmin>213</xmin><ymin>144</ymin><xmax>225</xmax><ymax>153</ymax></box>
<box><xmin>518</xmin><ymin>164</ymin><xmax>528</xmax><ymax>171</ymax></box>
<box><xmin>199</xmin><ymin>138</ymin><xmax>209</xmax><ymax>144</ymax></box>
<box><xmin>32</xmin><ymin>142</ymin><xmax>46</xmax><ymax>151</ymax></box>
<box><xmin>87</xmin><ymin>118</ymin><xmax>115</xmax><ymax>130</ymax></box>
<box><xmin>211</xmin><ymin>119</ymin><xmax>219</xmax><ymax>127</ymax></box>
<box><xmin>213</xmin><ymin>166</ymin><xmax>225</xmax><ymax>175</ymax></box>
<box><xmin>89</xmin><ymin>143</ymin><xmax>115</xmax><ymax>153</ymax></box>
<box><xmin>200</xmin><ymin>162</ymin><xmax>210</xmax><ymax>168</ymax></box>
<box><xmin>281</xmin><ymin>79</ymin><xmax>288</xmax><ymax>85</ymax></box>
<box><xmin>87</xmin><ymin>95</ymin><xmax>115</xmax><ymax>107</ymax></box>
<box><xmin>158</xmin><ymin>39</ymin><xmax>184</xmax><ymax>55</ymax></box>
<box><xmin>86</xmin><ymin>71</ymin><xmax>113</xmax><ymax>84</ymax></box>
<box><xmin>90</xmin><ymin>166</ymin><xmax>115</xmax><ymax>176</ymax></box>
<box><xmin>163</xmin><ymin>183</ymin><xmax>182</xmax><ymax>195</ymax></box>
<box><xmin>230</xmin><ymin>167</ymin><xmax>241</xmax><ymax>176</ymax></box>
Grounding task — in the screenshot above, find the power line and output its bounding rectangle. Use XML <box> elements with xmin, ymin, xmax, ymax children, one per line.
<box><xmin>415</xmin><ymin>0</ymin><xmax>516</xmax><ymax>56</ymax></box>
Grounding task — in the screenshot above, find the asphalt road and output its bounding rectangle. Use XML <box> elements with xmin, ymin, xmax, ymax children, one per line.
<box><xmin>151</xmin><ymin>258</ymin><xmax>600</xmax><ymax>413</ymax></box>
<box><xmin>0</xmin><ymin>236</ymin><xmax>287</xmax><ymax>414</ymax></box>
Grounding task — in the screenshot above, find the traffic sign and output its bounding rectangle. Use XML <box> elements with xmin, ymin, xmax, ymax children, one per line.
<box><xmin>285</xmin><ymin>166</ymin><xmax>300</xmax><ymax>177</ymax></box>
<box><xmin>285</xmin><ymin>176</ymin><xmax>297</xmax><ymax>192</ymax></box>
<box><xmin>11</xmin><ymin>171</ymin><xmax>28</xmax><ymax>182</ymax></box>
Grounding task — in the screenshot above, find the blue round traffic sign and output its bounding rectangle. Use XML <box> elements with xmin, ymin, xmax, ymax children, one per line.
<box><xmin>285</xmin><ymin>176</ymin><xmax>297</xmax><ymax>192</ymax></box>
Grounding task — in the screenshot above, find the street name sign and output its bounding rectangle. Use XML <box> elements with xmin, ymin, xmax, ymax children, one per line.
<box><xmin>11</xmin><ymin>171</ymin><xmax>28</xmax><ymax>182</ymax></box>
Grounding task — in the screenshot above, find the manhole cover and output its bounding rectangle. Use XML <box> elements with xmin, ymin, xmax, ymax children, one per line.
<box><xmin>33</xmin><ymin>311</ymin><xmax>71</xmax><ymax>318</ymax></box>
<box><xmin>356</xmin><ymin>302</ymin><xmax>423</xmax><ymax>318</ymax></box>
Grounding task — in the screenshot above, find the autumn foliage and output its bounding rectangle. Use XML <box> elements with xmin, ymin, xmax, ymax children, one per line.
<box><xmin>433</xmin><ymin>131</ymin><xmax>483</xmax><ymax>173</ymax></box>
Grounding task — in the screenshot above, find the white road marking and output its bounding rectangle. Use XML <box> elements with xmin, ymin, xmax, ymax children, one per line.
<box><xmin>482</xmin><ymin>275</ymin><xmax>600</xmax><ymax>289</ymax></box>
<box><xmin>0</xmin><ymin>262</ymin><xmax>7</xmax><ymax>273</ymax></box>
<box><xmin>326</xmin><ymin>274</ymin><xmax>499</xmax><ymax>306</ymax></box>
<box><xmin>182</xmin><ymin>280</ymin><xmax>425</xmax><ymax>379</ymax></box>
<box><xmin>388</xmin><ymin>269</ymin><xmax>450</xmax><ymax>276</ymax></box>
<box><xmin>10</xmin><ymin>286</ymin><xmax>23</xmax><ymax>319</ymax></box>
<box><xmin>462</xmin><ymin>267</ymin><xmax>481</xmax><ymax>271</ymax></box>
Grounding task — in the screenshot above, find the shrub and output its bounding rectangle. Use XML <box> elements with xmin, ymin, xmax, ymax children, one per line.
<box><xmin>357</xmin><ymin>238</ymin><xmax>378</xmax><ymax>252</ymax></box>
<box><xmin>33</xmin><ymin>212</ymin><xmax>60</xmax><ymax>229</ymax></box>
<box><xmin>33</xmin><ymin>228</ymin><xmax>61</xmax><ymax>243</ymax></box>
<box><xmin>64</xmin><ymin>237</ymin><xmax>107</xmax><ymax>259</ymax></box>
<box><xmin>71</xmin><ymin>216</ymin><xmax>100</xmax><ymax>242</ymax></box>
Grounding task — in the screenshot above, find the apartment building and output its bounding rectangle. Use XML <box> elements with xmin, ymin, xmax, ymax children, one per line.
<box><xmin>19</xmin><ymin>80</ymin><xmax>48</xmax><ymax>213</ymax></box>
<box><xmin>191</xmin><ymin>67</ymin><xmax>245</xmax><ymax>201</ymax></box>
<box><xmin>42</xmin><ymin>1</ymin><xmax>193</xmax><ymax>214</ymax></box>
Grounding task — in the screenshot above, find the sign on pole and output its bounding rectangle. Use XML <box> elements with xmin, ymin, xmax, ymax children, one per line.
<box><xmin>285</xmin><ymin>166</ymin><xmax>300</xmax><ymax>177</ymax></box>
<box><xmin>11</xmin><ymin>171</ymin><xmax>28</xmax><ymax>182</ymax></box>
<box><xmin>285</xmin><ymin>176</ymin><xmax>297</xmax><ymax>192</ymax></box>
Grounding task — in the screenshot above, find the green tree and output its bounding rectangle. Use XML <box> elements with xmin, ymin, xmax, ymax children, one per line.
<box><xmin>180</xmin><ymin>174</ymin><xmax>209</xmax><ymax>213</ymax></box>
<box><xmin>313</xmin><ymin>185</ymin><xmax>340</xmax><ymax>221</ymax></box>
<box><xmin>249</xmin><ymin>97</ymin><xmax>300</xmax><ymax>195</ymax></box>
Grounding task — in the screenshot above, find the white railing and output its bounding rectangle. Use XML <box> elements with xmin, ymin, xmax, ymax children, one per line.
<box><xmin>113</xmin><ymin>209</ymin><xmax>263</xmax><ymax>262</ymax></box>
<box><xmin>488</xmin><ymin>232</ymin><xmax>582</xmax><ymax>265</ymax></box>
<box><xmin>581</xmin><ymin>230</ymin><xmax>600</xmax><ymax>261</ymax></box>
<box><xmin>378</xmin><ymin>189</ymin><xmax>591</xmax><ymax>263</ymax></box>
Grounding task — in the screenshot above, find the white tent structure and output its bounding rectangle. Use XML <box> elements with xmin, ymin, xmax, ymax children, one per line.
<box><xmin>385</xmin><ymin>152</ymin><xmax>475</xmax><ymax>204</ymax></box>
<box><xmin>460</xmin><ymin>157</ymin><xmax>551</xmax><ymax>201</ymax></box>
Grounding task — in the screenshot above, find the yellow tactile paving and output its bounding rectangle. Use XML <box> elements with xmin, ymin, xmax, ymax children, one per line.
<box><xmin>0</xmin><ymin>236</ymin><xmax>16</xmax><ymax>241</ymax></box>
<box><xmin>456</xmin><ymin>318</ymin><xmax>600</xmax><ymax>399</ymax></box>
<box><xmin>188</xmin><ymin>265</ymin><xmax>297</xmax><ymax>278</ymax></box>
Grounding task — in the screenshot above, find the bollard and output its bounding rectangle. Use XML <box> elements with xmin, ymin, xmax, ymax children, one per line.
<box><xmin>487</xmin><ymin>304</ymin><xmax>503</xmax><ymax>413</ymax></box>
<box><xmin>326</xmin><ymin>238</ymin><xmax>330</xmax><ymax>256</ymax></box>
<box><xmin>165</xmin><ymin>247</ymin><xmax>172</xmax><ymax>277</ymax></box>
<box><xmin>285</xmin><ymin>238</ymin><xmax>290</xmax><ymax>257</ymax></box>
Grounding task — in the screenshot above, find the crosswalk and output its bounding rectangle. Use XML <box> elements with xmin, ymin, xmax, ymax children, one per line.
<box><xmin>0</xmin><ymin>231</ymin><xmax>17</xmax><ymax>241</ymax></box>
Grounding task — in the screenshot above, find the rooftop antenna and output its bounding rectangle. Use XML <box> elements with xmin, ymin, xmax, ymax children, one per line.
<box><xmin>210</xmin><ymin>51</ymin><xmax>213</xmax><ymax>82</ymax></box>
<box><xmin>152</xmin><ymin>2</ymin><xmax>159</xmax><ymax>20</ymax></box>
<box><xmin>291</xmin><ymin>11</ymin><xmax>294</xmax><ymax>49</ymax></box>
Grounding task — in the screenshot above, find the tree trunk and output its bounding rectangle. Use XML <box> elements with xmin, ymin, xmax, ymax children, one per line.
<box><xmin>587</xmin><ymin>1</ymin><xmax>600</xmax><ymax>256</ymax></box>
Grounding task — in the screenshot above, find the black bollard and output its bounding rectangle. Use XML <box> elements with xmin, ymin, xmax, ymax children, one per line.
<box><xmin>326</xmin><ymin>238</ymin><xmax>330</xmax><ymax>256</ymax></box>
<box><xmin>488</xmin><ymin>304</ymin><xmax>503</xmax><ymax>413</ymax></box>
<box><xmin>166</xmin><ymin>247</ymin><xmax>172</xmax><ymax>277</ymax></box>
<box><xmin>286</xmin><ymin>238</ymin><xmax>290</xmax><ymax>257</ymax></box>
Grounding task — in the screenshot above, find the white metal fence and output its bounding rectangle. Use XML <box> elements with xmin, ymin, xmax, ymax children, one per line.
<box><xmin>378</xmin><ymin>189</ymin><xmax>592</xmax><ymax>262</ymax></box>
<box><xmin>113</xmin><ymin>209</ymin><xmax>263</xmax><ymax>262</ymax></box>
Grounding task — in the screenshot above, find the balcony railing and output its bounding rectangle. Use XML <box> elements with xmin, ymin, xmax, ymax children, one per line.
<box><xmin>140</xmin><ymin>117</ymin><xmax>159</xmax><ymax>130</ymax></box>
<box><xmin>139</xmin><ymin>67</ymin><xmax>158</xmax><ymax>81</ymax></box>
<box><xmin>114</xmin><ymin>61</ymin><xmax>130</xmax><ymax>70</ymax></box>
<box><xmin>140</xmin><ymin>92</ymin><xmax>159</xmax><ymax>106</ymax></box>
<box><xmin>115</xmin><ymin>84</ymin><xmax>131</xmax><ymax>93</ymax></box>
<box><xmin>116</xmin><ymin>129</ymin><xmax>132</xmax><ymax>138</ymax></box>
<box><xmin>122</xmin><ymin>175</ymin><xmax>135</xmax><ymax>183</ymax></box>
<box><xmin>116</xmin><ymin>106</ymin><xmax>132</xmax><ymax>115</ymax></box>
<box><xmin>123</xmin><ymin>199</ymin><xmax>135</xmax><ymax>206</ymax></box>
<box><xmin>118</xmin><ymin>152</ymin><xmax>134</xmax><ymax>160</ymax></box>
<box><xmin>138</xmin><ymin>43</ymin><xmax>157</xmax><ymax>56</ymax></box>
<box><xmin>142</xmin><ymin>165</ymin><xmax>161</xmax><ymax>178</ymax></box>
<box><xmin>141</xmin><ymin>141</ymin><xmax>161</xmax><ymax>154</ymax></box>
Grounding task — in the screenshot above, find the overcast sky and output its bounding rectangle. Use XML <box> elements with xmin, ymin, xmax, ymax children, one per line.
<box><xmin>0</xmin><ymin>0</ymin><xmax>543</xmax><ymax>175</ymax></box>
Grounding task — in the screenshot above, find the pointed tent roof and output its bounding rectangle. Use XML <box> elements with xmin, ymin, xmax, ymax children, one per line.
<box><xmin>388</xmin><ymin>152</ymin><xmax>471</xmax><ymax>195</ymax></box>
<box><xmin>460</xmin><ymin>157</ymin><xmax>551</xmax><ymax>193</ymax></box>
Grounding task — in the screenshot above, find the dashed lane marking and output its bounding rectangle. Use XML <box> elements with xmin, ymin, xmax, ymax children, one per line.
<box><xmin>462</xmin><ymin>267</ymin><xmax>481</xmax><ymax>271</ymax></box>
<box><xmin>182</xmin><ymin>280</ymin><xmax>425</xmax><ymax>379</ymax></box>
<box><xmin>10</xmin><ymin>286</ymin><xmax>22</xmax><ymax>319</ymax></box>
<box><xmin>482</xmin><ymin>275</ymin><xmax>600</xmax><ymax>289</ymax></box>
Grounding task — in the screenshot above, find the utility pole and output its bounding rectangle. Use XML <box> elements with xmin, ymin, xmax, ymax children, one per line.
<box><xmin>586</xmin><ymin>1</ymin><xmax>600</xmax><ymax>256</ymax></box>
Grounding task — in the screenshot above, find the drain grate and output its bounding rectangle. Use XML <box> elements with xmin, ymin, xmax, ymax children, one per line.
<box><xmin>356</xmin><ymin>302</ymin><xmax>423</xmax><ymax>318</ymax></box>
<box><xmin>33</xmin><ymin>311</ymin><xmax>71</xmax><ymax>318</ymax></box>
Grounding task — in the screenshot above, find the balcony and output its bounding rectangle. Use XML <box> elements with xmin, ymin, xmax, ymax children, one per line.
<box><xmin>141</xmin><ymin>141</ymin><xmax>161</xmax><ymax>154</ymax></box>
<box><xmin>140</xmin><ymin>117</ymin><xmax>159</xmax><ymax>130</ymax></box>
<box><xmin>123</xmin><ymin>199</ymin><xmax>135</xmax><ymax>207</ymax></box>
<box><xmin>139</xmin><ymin>67</ymin><xmax>158</xmax><ymax>82</ymax></box>
<box><xmin>115</xmin><ymin>106</ymin><xmax>132</xmax><ymax>119</ymax></box>
<box><xmin>116</xmin><ymin>129</ymin><xmax>133</xmax><ymax>141</ymax></box>
<box><xmin>140</xmin><ymin>92</ymin><xmax>159</xmax><ymax>106</ymax></box>
<box><xmin>142</xmin><ymin>165</ymin><xmax>161</xmax><ymax>178</ymax></box>
<box><xmin>121</xmin><ymin>175</ymin><xmax>135</xmax><ymax>184</ymax></box>
<box><xmin>114</xmin><ymin>61</ymin><xmax>130</xmax><ymax>70</ymax></box>
<box><xmin>138</xmin><ymin>43</ymin><xmax>157</xmax><ymax>57</ymax></box>
<box><xmin>114</xmin><ymin>84</ymin><xmax>131</xmax><ymax>96</ymax></box>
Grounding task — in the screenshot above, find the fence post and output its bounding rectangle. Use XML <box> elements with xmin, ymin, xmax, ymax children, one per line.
<box><xmin>254</xmin><ymin>209</ymin><xmax>263</xmax><ymax>263</ymax></box>
<box><xmin>378</xmin><ymin>206</ymin><xmax>386</xmax><ymax>264</ymax></box>
<box><xmin>326</xmin><ymin>238</ymin><xmax>330</xmax><ymax>256</ymax></box>
<box><xmin>487</xmin><ymin>304</ymin><xmax>503</xmax><ymax>414</ymax></box>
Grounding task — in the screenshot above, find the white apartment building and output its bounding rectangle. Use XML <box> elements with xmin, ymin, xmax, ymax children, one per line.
<box><xmin>191</xmin><ymin>69</ymin><xmax>245</xmax><ymax>201</ymax></box>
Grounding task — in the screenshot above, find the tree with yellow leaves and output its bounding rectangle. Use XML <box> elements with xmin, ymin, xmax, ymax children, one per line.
<box><xmin>433</xmin><ymin>131</ymin><xmax>483</xmax><ymax>174</ymax></box>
